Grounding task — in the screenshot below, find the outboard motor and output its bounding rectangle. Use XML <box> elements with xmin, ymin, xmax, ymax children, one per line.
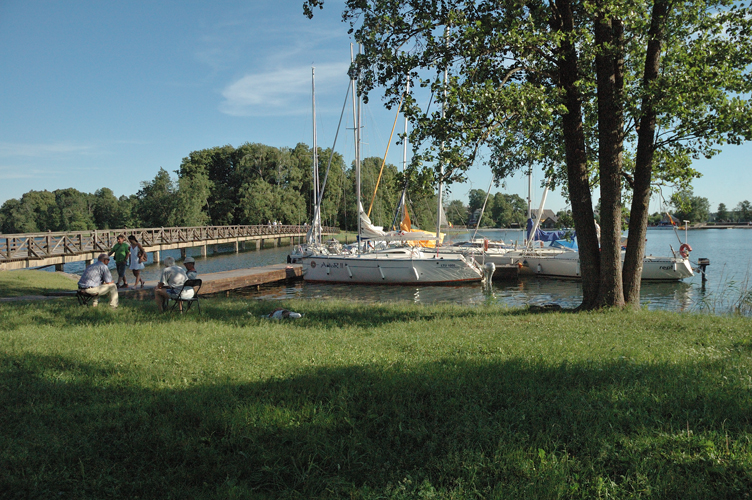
<box><xmin>483</xmin><ymin>262</ymin><xmax>496</xmax><ymax>283</ymax></box>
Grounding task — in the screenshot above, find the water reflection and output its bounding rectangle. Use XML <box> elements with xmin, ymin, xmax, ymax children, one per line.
<box><xmin>226</xmin><ymin>269</ymin><xmax>731</xmax><ymax>314</ymax></box>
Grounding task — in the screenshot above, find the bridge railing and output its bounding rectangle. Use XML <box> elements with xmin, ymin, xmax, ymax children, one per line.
<box><xmin>0</xmin><ymin>225</ymin><xmax>339</xmax><ymax>263</ymax></box>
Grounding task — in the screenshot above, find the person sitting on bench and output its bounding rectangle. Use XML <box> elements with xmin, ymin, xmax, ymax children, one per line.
<box><xmin>78</xmin><ymin>254</ymin><xmax>119</xmax><ymax>308</ymax></box>
<box><xmin>154</xmin><ymin>256</ymin><xmax>194</xmax><ymax>312</ymax></box>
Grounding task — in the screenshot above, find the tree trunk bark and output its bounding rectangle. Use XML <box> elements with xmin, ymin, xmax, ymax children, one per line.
<box><xmin>624</xmin><ymin>0</ymin><xmax>670</xmax><ymax>306</ymax></box>
<box><xmin>594</xmin><ymin>9</ymin><xmax>625</xmax><ymax>308</ymax></box>
<box><xmin>552</xmin><ymin>0</ymin><xmax>600</xmax><ymax>310</ymax></box>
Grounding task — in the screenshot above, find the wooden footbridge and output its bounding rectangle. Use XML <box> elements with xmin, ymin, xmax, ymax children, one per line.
<box><xmin>0</xmin><ymin>225</ymin><xmax>339</xmax><ymax>271</ymax></box>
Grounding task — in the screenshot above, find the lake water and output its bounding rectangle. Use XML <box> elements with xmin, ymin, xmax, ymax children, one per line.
<box><xmin>54</xmin><ymin>228</ymin><xmax>752</xmax><ymax>314</ymax></box>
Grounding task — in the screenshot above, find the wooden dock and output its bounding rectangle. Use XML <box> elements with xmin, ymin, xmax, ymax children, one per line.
<box><xmin>0</xmin><ymin>225</ymin><xmax>337</xmax><ymax>271</ymax></box>
<box><xmin>51</xmin><ymin>264</ymin><xmax>303</xmax><ymax>300</ymax></box>
<box><xmin>492</xmin><ymin>264</ymin><xmax>519</xmax><ymax>280</ymax></box>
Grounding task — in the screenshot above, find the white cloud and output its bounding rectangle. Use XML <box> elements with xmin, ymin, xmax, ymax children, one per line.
<box><xmin>219</xmin><ymin>62</ymin><xmax>350</xmax><ymax>117</ymax></box>
<box><xmin>0</xmin><ymin>165</ymin><xmax>60</xmax><ymax>180</ymax></box>
<box><xmin>0</xmin><ymin>141</ymin><xmax>95</xmax><ymax>158</ymax></box>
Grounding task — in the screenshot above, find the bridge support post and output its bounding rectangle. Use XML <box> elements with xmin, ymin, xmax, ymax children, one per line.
<box><xmin>258</xmin><ymin>239</ymin><xmax>263</xmax><ymax>251</ymax></box>
<box><xmin>235</xmin><ymin>240</ymin><xmax>239</xmax><ymax>253</ymax></box>
<box><xmin>276</xmin><ymin>238</ymin><xmax>280</xmax><ymax>247</ymax></box>
<box><xmin>55</xmin><ymin>263</ymin><xmax>64</xmax><ymax>272</ymax></box>
<box><xmin>201</xmin><ymin>245</ymin><xmax>207</xmax><ymax>257</ymax></box>
<box><xmin>180</xmin><ymin>248</ymin><xmax>186</xmax><ymax>259</ymax></box>
<box><xmin>154</xmin><ymin>250</ymin><xmax>160</xmax><ymax>264</ymax></box>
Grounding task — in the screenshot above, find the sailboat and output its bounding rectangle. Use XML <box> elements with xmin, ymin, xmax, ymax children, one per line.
<box><xmin>435</xmin><ymin>166</ymin><xmax>693</xmax><ymax>281</ymax></box>
<box><xmin>290</xmin><ymin>51</ymin><xmax>483</xmax><ymax>285</ymax></box>
<box><xmin>511</xmin><ymin>181</ymin><xmax>694</xmax><ymax>281</ymax></box>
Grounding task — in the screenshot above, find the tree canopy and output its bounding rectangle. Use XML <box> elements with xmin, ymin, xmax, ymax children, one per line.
<box><xmin>305</xmin><ymin>0</ymin><xmax>752</xmax><ymax>309</ymax></box>
<box><xmin>0</xmin><ymin>142</ymin><xmax>403</xmax><ymax>234</ymax></box>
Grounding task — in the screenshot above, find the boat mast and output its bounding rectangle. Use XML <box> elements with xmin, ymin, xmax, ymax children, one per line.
<box><xmin>527</xmin><ymin>161</ymin><xmax>533</xmax><ymax>221</ymax></box>
<box><xmin>311</xmin><ymin>66</ymin><xmax>320</xmax><ymax>245</ymax></box>
<box><xmin>351</xmin><ymin>44</ymin><xmax>362</xmax><ymax>251</ymax></box>
<box><xmin>471</xmin><ymin>175</ymin><xmax>495</xmax><ymax>241</ymax></box>
<box><xmin>399</xmin><ymin>78</ymin><xmax>410</xmax><ymax>225</ymax></box>
<box><xmin>435</xmin><ymin>28</ymin><xmax>448</xmax><ymax>253</ymax></box>
<box><xmin>402</xmin><ymin>78</ymin><xmax>410</xmax><ymax>174</ymax></box>
<box><xmin>526</xmin><ymin>178</ymin><xmax>551</xmax><ymax>250</ymax></box>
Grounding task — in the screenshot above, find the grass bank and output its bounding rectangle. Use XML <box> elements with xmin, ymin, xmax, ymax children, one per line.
<box><xmin>0</xmin><ymin>269</ymin><xmax>77</xmax><ymax>298</ymax></box>
<box><xmin>2</xmin><ymin>298</ymin><xmax>752</xmax><ymax>499</ymax></box>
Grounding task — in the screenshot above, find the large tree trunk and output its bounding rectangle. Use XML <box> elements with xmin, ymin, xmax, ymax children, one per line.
<box><xmin>624</xmin><ymin>0</ymin><xmax>670</xmax><ymax>306</ymax></box>
<box><xmin>552</xmin><ymin>0</ymin><xmax>600</xmax><ymax>310</ymax></box>
<box><xmin>594</xmin><ymin>10</ymin><xmax>625</xmax><ymax>308</ymax></box>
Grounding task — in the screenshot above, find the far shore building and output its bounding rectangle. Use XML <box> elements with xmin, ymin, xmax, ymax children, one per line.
<box><xmin>530</xmin><ymin>209</ymin><xmax>559</xmax><ymax>229</ymax></box>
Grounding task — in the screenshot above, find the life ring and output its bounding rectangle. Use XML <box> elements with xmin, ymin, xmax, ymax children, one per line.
<box><xmin>679</xmin><ymin>243</ymin><xmax>692</xmax><ymax>258</ymax></box>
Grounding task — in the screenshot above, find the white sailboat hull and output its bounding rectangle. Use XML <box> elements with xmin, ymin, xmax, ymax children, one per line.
<box><xmin>519</xmin><ymin>251</ymin><xmax>694</xmax><ymax>281</ymax></box>
<box><xmin>294</xmin><ymin>250</ymin><xmax>483</xmax><ymax>284</ymax></box>
<box><xmin>437</xmin><ymin>245</ymin><xmax>567</xmax><ymax>268</ymax></box>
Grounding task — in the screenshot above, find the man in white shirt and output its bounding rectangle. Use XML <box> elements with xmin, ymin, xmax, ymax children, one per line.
<box><xmin>154</xmin><ymin>256</ymin><xmax>193</xmax><ymax>312</ymax></box>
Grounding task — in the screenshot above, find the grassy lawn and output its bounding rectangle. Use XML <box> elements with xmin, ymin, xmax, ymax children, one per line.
<box><xmin>0</xmin><ymin>269</ymin><xmax>78</xmax><ymax>298</ymax></box>
<box><xmin>1</xmin><ymin>296</ymin><xmax>752</xmax><ymax>498</ymax></box>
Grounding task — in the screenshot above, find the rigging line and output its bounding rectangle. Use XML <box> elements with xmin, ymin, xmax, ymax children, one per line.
<box><xmin>471</xmin><ymin>175</ymin><xmax>496</xmax><ymax>241</ymax></box>
<box><xmin>657</xmin><ymin>186</ymin><xmax>685</xmax><ymax>246</ymax></box>
<box><xmin>316</xmin><ymin>80</ymin><xmax>352</xmax><ymax>213</ymax></box>
<box><xmin>368</xmin><ymin>90</ymin><xmax>406</xmax><ymax>217</ymax></box>
<box><xmin>390</xmin><ymin>183</ymin><xmax>409</xmax><ymax>231</ymax></box>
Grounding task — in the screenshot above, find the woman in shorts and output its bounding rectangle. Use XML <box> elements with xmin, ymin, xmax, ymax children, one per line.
<box><xmin>127</xmin><ymin>235</ymin><xmax>147</xmax><ymax>288</ymax></box>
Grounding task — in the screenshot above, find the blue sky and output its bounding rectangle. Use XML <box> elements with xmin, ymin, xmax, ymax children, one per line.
<box><xmin>1</xmin><ymin>1</ymin><xmax>750</xmax><ymax>215</ymax></box>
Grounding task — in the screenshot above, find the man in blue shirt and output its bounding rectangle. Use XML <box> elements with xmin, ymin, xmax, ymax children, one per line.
<box><xmin>78</xmin><ymin>253</ymin><xmax>119</xmax><ymax>308</ymax></box>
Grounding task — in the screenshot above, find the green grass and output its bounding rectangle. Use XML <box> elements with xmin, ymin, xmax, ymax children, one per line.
<box><xmin>1</xmin><ymin>297</ymin><xmax>752</xmax><ymax>499</ymax></box>
<box><xmin>0</xmin><ymin>269</ymin><xmax>78</xmax><ymax>298</ymax></box>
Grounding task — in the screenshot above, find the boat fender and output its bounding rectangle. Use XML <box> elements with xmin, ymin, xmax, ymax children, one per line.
<box><xmin>679</xmin><ymin>243</ymin><xmax>692</xmax><ymax>258</ymax></box>
<box><xmin>484</xmin><ymin>238</ymin><xmax>489</xmax><ymax>251</ymax></box>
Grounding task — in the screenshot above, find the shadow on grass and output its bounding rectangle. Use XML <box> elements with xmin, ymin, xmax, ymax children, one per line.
<box><xmin>3</xmin><ymin>352</ymin><xmax>752</xmax><ymax>499</ymax></box>
<box><xmin>1</xmin><ymin>297</ymin><xmax>535</xmax><ymax>332</ymax></box>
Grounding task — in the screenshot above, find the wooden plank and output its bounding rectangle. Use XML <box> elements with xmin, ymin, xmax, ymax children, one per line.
<box><xmin>105</xmin><ymin>264</ymin><xmax>304</xmax><ymax>300</ymax></box>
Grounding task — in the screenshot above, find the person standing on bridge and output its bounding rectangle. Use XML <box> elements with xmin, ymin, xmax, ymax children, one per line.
<box><xmin>127</xmin><ymin>235</ymin><xmax>146</xmax><ymax>288</ymax></box>
<box><xmin>78</xmin><ymin>254</ymin><xmax>118</xmax><ymax>308</ymax></box>
<box><xmin>109</xmin><ymin>234</ymin><xmax>130</xmax><ymax>288</ymax></box>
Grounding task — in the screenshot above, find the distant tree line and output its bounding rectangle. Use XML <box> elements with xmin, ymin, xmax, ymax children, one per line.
<box><xmin>445</xmin><ymin>189</ymin><xmax>576</xmax><ymax>229</ymax></box>
<box><xmin>0</xmin><ymin>142</ymin><xmax>449</xmax><ymax>234</ymax></box>
<box><xmin>646</xmin><ymin>188</ymin><xmax>751</xmax><ymax>225</ymax></box>
<box><xmin>3</xmin><ymin>142</ymin><xmax>743</xmax><ymax>234</ymax></box>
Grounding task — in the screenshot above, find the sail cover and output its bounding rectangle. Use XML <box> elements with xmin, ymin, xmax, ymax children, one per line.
<box><xmin>526</xmin><ymin>218</ymin><xmax>573</xmax><ymax>242</ymax></box>
<box><xmin>358</xmin><ymin>201</ymin><xmax>387</xmax><ymax>239</ymax></box>
<box><xmin>358</xmin><ymin>201</ymin><xmax>441</xmax><ymax>242</ymax></box>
